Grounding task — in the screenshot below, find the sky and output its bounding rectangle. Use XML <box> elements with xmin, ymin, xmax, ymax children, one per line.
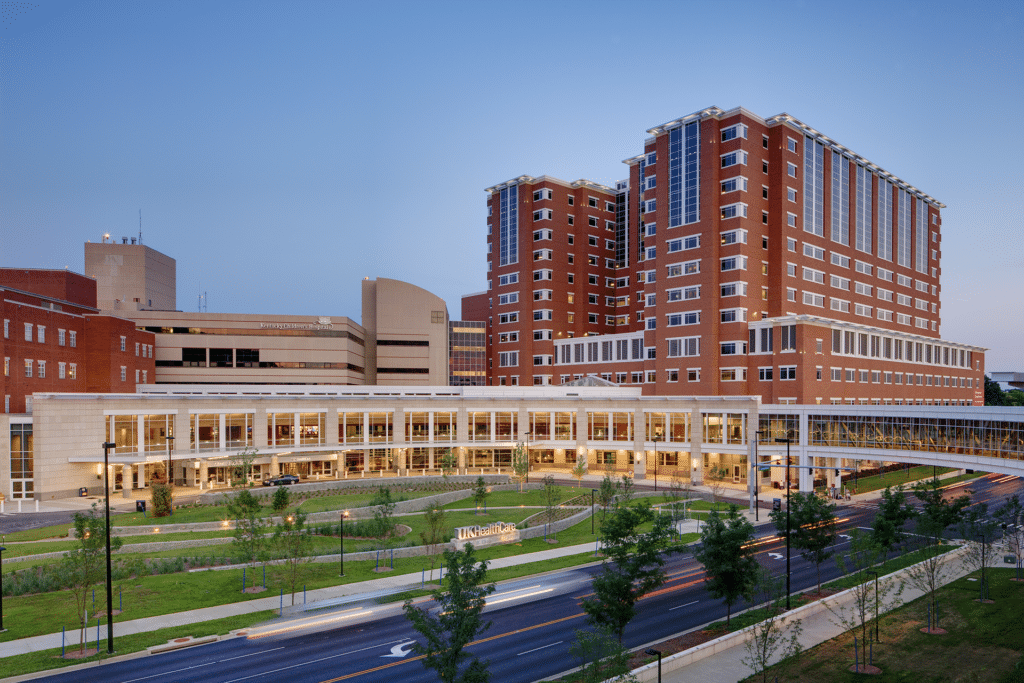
<box><xmin>1</xmin><ymin>0</ymin><xmax>1022</xmax><ymax>371</ymax></box>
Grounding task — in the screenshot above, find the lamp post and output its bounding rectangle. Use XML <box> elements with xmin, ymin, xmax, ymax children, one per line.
<box><xmin>339</xmin><ymin>510</ymin><xmax>349</xmax><ymax>577</ymax></box>
<box><xmin>166</xmin><ymin>434</ymin><xmax>175</xmax><ymax>488</ymax></box>
<box><xmin>865</xmin><ymin>570</ymin><xmax>880</xmax><ymax>642</ymax></box>
<box><xmin>753</xmin><ymin>429</ymin><xmax>765</xmax><ymax>522</ymax></box>
<box><xmin>525</xmin><ymin>432</ymin><xmax>532</xmax><ymax>485</ymax></box>
<box><xmin>644</xmin><ymin>648</ymin><xmax>662</xmax><ymax>683</ymax></box>
<box><xmin>0</xmin><ymin>543</ymin><xmax>6</xmax><ymax>632</ymax></box>
<box><xmin>652</xmin><ymin>433</ymin><xmax>661</xmax><ymax>491</ymax></box>
<box><xmin>101</xmin><ymin>441</ymin><xmax>116</xmax><ymax>653</ymax></box>
<box><xmin>775</xmin><ymin>436</ymin><xmax>793</xmax><ymax>609</ymax></box>
<box><xmin>591</xmin><ymin>489</ymin><xmax>595</xmax><ymax>535</ymax></box>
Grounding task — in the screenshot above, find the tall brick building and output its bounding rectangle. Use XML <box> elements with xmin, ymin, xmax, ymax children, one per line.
<box><xmin>465</xmin><ymin>106</ymin><xmax>985</xmax><ymax>405</ymax></box>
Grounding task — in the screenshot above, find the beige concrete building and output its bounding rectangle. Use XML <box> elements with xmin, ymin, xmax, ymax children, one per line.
<box><xmin>362</xmin><ymin>277</ymin><xmax>449</xmax><ymax>386</ymax></box>
<box><xmin>85</xmin><ymin>239</ymin><xmax>176</xmax><ymax>312</ymax></box>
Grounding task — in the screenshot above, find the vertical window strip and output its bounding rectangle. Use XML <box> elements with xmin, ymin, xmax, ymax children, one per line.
<box><xmin>499</xmin><ymin>185</ymin><xmax>519</xmax><ymax>267</ymax></box>
<box><xmin>877</xmin><ymin>179</ymin><xmax>893</xmax><ymax>261</ymax></box>
<box><xmin>684</xmin><ymin>120</ymin><xmax>700</xmax><ymax>224</ymax></box>
<box><xmin>855</xmin><ymin>166</ymin><xmax>873</xmax><ymax>254</ymax></box>
<box><xmin>830</xmin><ymin>151</ymin><xmax>850</xmax><ymax>245</ymax></box>
<box><xmin>803</xmin><ymin>137</ymin><xmax>824</xmax><ymax>237</ymax></box>
<box><xmin>639</xmin><ymin>157</ymin><xmax>649</xmax><ymax>262</ymax></box>
<box><xmin>915</xmin><ymin>197</ymin><xmax>928</xmax><ymax>274</ymax></box>
<box><xmin>897</xmin><ymin>188</ymin><xmax>912</xmax><ymax>268</ymax></box>
<box><xmin>668</xmin><ymin>120</ymin><xmax>700</xmax><ymax>227</ymax></box>
<box><xmin>668</xmin><ymin>127</ymin><xmax>682</xmax><ymax>226</ymax></box>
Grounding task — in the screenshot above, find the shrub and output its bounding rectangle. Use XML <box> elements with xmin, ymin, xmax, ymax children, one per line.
<box><xmin>272</xmin><ymin>485</ymin><xmax>291</xmax><ymax>512</ymax></box>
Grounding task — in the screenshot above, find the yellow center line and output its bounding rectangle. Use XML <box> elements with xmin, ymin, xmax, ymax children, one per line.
<box><xmin>318</xmin><ymin>614</ymin><xmax>585</xmax><ymax>682</ymax></box>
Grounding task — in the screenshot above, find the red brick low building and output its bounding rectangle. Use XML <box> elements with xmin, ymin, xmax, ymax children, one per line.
<box><xmin>1</xmin><ymin>268</ymin><xmax>155</xmax><ymax>414</ymax></box>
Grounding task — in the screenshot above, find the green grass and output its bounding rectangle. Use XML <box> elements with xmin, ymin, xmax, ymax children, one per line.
<box><xmin>815</xmin><ymin>465</ymin><xmax>957</xmax><ymax>495</ymax></box>
<box><xmin>442</xmin><ymin>486</ymin><xmax>580</xmax><ymax>510</ymax></box>
<box><xmin>0</xmin><ymin>610</ymin><xmax>276</xmax><ymax>680</ymax></box>
<box><xmin>742</xmin><ymin>567</ymin><xmax>1024</xmax><ymax>682</ymax></box>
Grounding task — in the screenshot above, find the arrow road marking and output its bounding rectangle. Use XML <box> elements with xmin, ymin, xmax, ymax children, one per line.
<box><xmin>383</xmin><ymin>641</ymin><xmax>416</xmax><ymax>658</ymax></box>
<box><xmin>768</xmin><ymin>552</ymin><xmax>784</xmax><ymax>560</ymax></box>
<box><xmin>839</xmin><ymin>534</ymin><xmax>851</xmax><ymax>540</ymax></box>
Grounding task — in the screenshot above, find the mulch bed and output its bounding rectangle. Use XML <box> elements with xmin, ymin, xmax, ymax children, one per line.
<box><xmin>625</xmin><ymin>628</ymin><xmax>728</xmax><ymax>669</ymax></box>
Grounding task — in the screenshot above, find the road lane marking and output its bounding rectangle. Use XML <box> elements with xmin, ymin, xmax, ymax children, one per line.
<box><xmin>219</xmin><ymin>639</ymin><xmax>410</xmax><ymax>683</ymax></box>
<box><xmin>487</xmin><ymin>588</ymin><xmax>553</xmax><ymax>605</ymax></box>
<box><xmin>669</xmin><ymin>600</ymin><xmax>699</xmax><ymax>611</ymax></box>
<box><xmin>517</xmin><ymin>641</ymin><xmax>563</xmax><ymax>656</ymax></box>
<box><xmin>121</xmin><ymin>662</ymin><xmax>217</xmax><ymax>682</ymax></box>
<box><xmin>218</xmin><ymin>647</ymin><xmax>284</xmax><ymax>662</ymax></box>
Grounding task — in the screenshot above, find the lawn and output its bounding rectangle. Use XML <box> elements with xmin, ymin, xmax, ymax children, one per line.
<box><xmin>742</xmin><ymin>567</ymin><xmax>1024</xmax><ymax>682</ymax></box>
<box><xmin>441</xmin><ymin>486</ymin><xmax>581</xmax><ymax>510</ymax></box>
<box><xmin>813</xmin><ymin>465</ymin><xmax>965</xmax><ymax>496</ymax></box>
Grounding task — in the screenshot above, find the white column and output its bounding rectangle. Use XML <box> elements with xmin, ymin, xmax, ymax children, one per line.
<box><xmin>219</xmin><ymin>414</ymin><xmax>226</xmax><ymax>450</ymax></box>
<box><xmin>293</xmin><ymin>412</ymin><xmax>301</xmax><ymax>448</ymax></box>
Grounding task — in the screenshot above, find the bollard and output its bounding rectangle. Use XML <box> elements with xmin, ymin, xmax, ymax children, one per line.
<box><xmin>119</xmin><ymin>589</ymin><xmax>122</xmax><ymax>613</ymax></box>
<box><xmin>376</xmin><ymin>551</ymin><xmax>379</xmax><ymax>571</ymax></box>
<box><xmin>280</xmin><ymin>589</ymin><xmax>283</xmax><ymax>616</ymax></box>
<box><xmin>421</xmin><ymin>569</ymin><xmax>424</xmax><ymax>588</ymax></box>
<box><xmin>35</xmin><ymin>499</ymin><xmax>39</xmax><ymax>511</ymax></box>
<box><xmin>263</xmin><ymin>565</ymin><xmax>266</xmax><ymax>589</ymax></box>
<box><xmin>854</xmin><ymin>636</ymin><xmax>859</xmax><ymax>673</ymax></box>
<box><xmin>243</xmin><ymin>568</ymin><xmax>246</xmax><ymax>592</ymax></box>
<box><xmin>304</xmin><ymin>585</ymin><xmax>306</xmax><ymax>605</ymax></box>
<box><xmin>62</xmin><ymin>625</ymin><xmax>65</xmax><ymax>658</ymax></box>
<box><xmin>390</xmin><ymin>548</ymin><xmax>394</xmax><ymax>569</ymax></box>
<box><xmin>93</xmin><ymin>589</ymin><xmax>95</xmax><ymax>610</ymax></box>
<box><xmin>97</xmin><ymin>618</ymin><xmax>100</xmax><ymax>653</ymax></box>
<box><xmin>17</xmin><ymin>499</ymin><xmax>21</xmax><ymax>513</ymax></box>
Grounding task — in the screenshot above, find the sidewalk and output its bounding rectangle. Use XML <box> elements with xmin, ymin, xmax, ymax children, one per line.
<box><xmin>0</xmin><ymin>541</ymin><xmax>603</xmax><ymax>659</ymax></box>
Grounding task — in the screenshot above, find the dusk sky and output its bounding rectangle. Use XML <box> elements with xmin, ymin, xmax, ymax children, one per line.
<box><xmin>2</xmin><ymin>0</ymin><xmax>1021</xmax><ymax>371</ymax></box>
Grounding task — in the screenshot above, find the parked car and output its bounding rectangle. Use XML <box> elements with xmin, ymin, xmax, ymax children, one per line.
<box><xmin>262</xmin><ymin>474</ymin><xmax>300</xmax><ymax>486</ymax></box>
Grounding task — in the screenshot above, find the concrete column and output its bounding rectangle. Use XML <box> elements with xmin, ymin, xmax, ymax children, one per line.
<box><xmin>255</xmin><ymin>411</ymin><xmax>269</xmax><ymax>450</ymax></box>
<box><xmin>271</xmin><ymin>455</ymin><xmax>279</xmax><ymax>477</ymax></box>
<box><xmin>633</xmin><ymin>408</ymin><xmax>646</xmax><ymax>480</ymax></box>
<box><xmin>747</xmin><ymin>407</ymin><xmax>759</xmax><ymax>511</ymax></box>
<box><xmin>457</xmin><ymin>446</ymin><xmax>467</xmax><ymax>475</ymax></box>
<box><xmin>328</xmin><ymin>409</ymin><xmax>340</xmax><ymax>447</ymax></box>
<box><xmin>199</xmin><ymin>460</ymin><xmax>208</xmax><ymax>490</ymax></box>
<box><xmin>396</xmin><ymin>448</ymin><xmax>408</xmax><ymax>476</ymax></box>
<box><xmin>293</xmin><ymin>412</ymin><xmax>300</xmax><ymax>448</ymax></box>
<box><xmin>690</xmin><ymin>407</ymin><xmax>703</xmax><ymax>484</ymax></box>
<box><xmin>800</xmin><ymin>450</ymin><xmax>814</xmax><ymax>493</ymax></box>
<box><xmin>121</xmin><ymin>464</ymin><xmax>133</xmax><ymax>499</ymax></box>
<box><xmin>219</xmin><ymin>414</ymin><xmax>227</xmax><ymax>451</ymax></box>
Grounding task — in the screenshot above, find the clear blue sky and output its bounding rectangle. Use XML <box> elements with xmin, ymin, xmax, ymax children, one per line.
<box><xmin>2</xmin><ymin>0</ymin><xmax>1021</xmax><ymax>371</ymax></box>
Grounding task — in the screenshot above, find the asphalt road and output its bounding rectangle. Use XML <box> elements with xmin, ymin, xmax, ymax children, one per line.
<box><xmin>28</xmin><ymin>473</ymin><xmax>1022</xmax><ymax>683</ymax></box>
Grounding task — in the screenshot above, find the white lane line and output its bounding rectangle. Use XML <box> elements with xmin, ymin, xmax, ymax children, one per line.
<box><xmin>219</xmin><ymin>647</ymin><xmax>284</xmax><ymax>662</ymax></box>
<box><xmin>517</xmin><ymin>641</ymin><xmax>563</xmax><ymax>656</ymax></box>
<box><xmin>121</xmin><ymin>662</ymin><xmax>217</xmax><ymax>683</ymax></box>
<box><xmin>669</xmin><ymin>600</ymin><xmax>699</xmax><ymax>611</ymax></box>
<box><xmin>219</xmin><ymin>639</ymin><xmax>409</xmax><ymax>683</ymax></box>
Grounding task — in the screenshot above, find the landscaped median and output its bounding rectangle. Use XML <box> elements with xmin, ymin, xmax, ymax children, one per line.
<box><xmin>621</xmin><ymin>545</ymin><xmax>973</xmax><ymax>683</ymax></box>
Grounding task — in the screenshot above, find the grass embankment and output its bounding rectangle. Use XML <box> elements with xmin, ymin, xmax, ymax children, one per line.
<box><xmin>812</xmin><ymin>465</ymin><xmax>974</xmax><ymax>496</ymax></box>
<box><xmin>742</xmin><ymin>567</ymin><xmax>1024</xmax><ymax>682</ymax></box>
<box><xmin>442</xmin><ymin>486</ymin><xmax>580</xmax><ymax>510</ymax></box>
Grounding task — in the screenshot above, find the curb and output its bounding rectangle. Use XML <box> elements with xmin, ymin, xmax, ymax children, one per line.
<box><xmin>147</xmin><ymin>635</ymin><xmax>220</xmax><ymax>654</ymax></box>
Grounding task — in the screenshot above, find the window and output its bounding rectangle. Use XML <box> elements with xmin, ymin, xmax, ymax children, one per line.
<box><xmin>533</xmin><ymin>249</ymin><xmax>552</xmax><ymax>261</ymax></box>
<box><xmin>24</xmin><ymin>323</ymin><xmax>32</xmax><ymax>342</ymax></box>
<box><xmin>787</xmin><ymin>162</ymin><xmax>797</xmax><ymax>177</ymax></box>
<box><xmin>803</xmin><ymin>291</ymin><xmax>824</xmax><ymax>307</ymax></box>
<box><xmin>644</xmin><ymin>176</ymin><xmax>656</xmax><ymax>190</ymax></box>
<box><xmin>830</xmin><ymin>298</ymin><xmax>850</xmax><ymax>313</ymax></box>
<box><xmin>721</xmin><ymin>151</ymin><xmax>747</xmax><ymax>168</ymax></box>
<box><xmin>787</xmin><ymin>213</ymin><xmax>797</xmax><ymax>227</ymax></box>
<box><xmin>668</xmin><ymin>235</ymin><xmax>700</xmax><ymax>252</ymax></box>
<box><xmin>720</xmin><ymin>229</ymin><xmax>747</xmax><ymax>245</ymax></box>
<box><xmin>533</xmin><ymin>229</ymin><xmax>552</xmax><ymax>241</ymax></box>
<box><xmin>499</xmin><ymin>352</ymin><xmax>519</xmax><ymax>367</ymax></box>
<box><xmin>787</xmin><ymin>137</ymin><xmax>798</xmax><ymax>153</ymax></box>
<box><xmin>720</xmin><ymin>368</ymin><xmax>746</xmax><ymax>381</ymax></box>
<box><xmin>721</xmin><ymin>176</ymin><xmax>747</xmax><ymax>193</ymax></box>
<box><xmin>855</xmin><ymin>282</ymin><xmax>872</xmax><ymax>296</ymax></box>
<box><xmin>58</xmin><ymin>362</ymin><xmax>67</xmax><ymax>378</ymax></box>
<box><xmin>37</xmin><ymin>360</ymin><xmax>45</xmax><ymax>378</ymax></box>
<box><xmin>533</xmin><ymin>269</ymin><xmax>552</xmax><ymax>281</ymax></box>
<box><xmin>588</xmin><ymin>196</ymin><xmax>598</xmax><ymax>208</ymax></box>
<box><xmin>831</xmin><ymin>252</ymin><xmax>850</xmax><ymax>268</ymax></box>
<box><xmin>533</xmin><ymin>209</ymin><xmax>552</xmax><ymax>221</ymax></box>
<box><xmin>120</xmin><ymin>336</ymin><xmax>126</xmax><ymax>352</ymax></box>
<box><xmin>721</xmin><ymin>256</ymin><xmax>746</xmax><ymax>272</ymax></box>
<box><xmin>667</xmin><ymin>311</ymin><xmax>701</xmax><ymax>327</ymax></box>
<box><xmin>498</xmin><ymin>292</ymin><xmax>518</xmax><ymax>305</ymax></box>
<box><xmin>803</xmin><ymin>243</ymin><xmax>824</xmax><ymax>260</ymax></box>
<box><xmin>499</xmin><ymin>273</ymin><xmax>519</xmax><ymax>286</ymax></box>
<box><xmin>25</xmin><ymin>359</ymin><xmax>32</xmax><ymax>377</ymax></box>
<box><xmin>37</xmin><ymin>326</ymin><xmax>45</xmax><ymax>343</ymax></box>
<box><xmin>720</xmin><ymin>309</ymin><xmax>746</xmax><ymax>323</ymax></box>
<box><xmin>779</xmin><ymin>366</ymin><xmax>796</xmax><ymax>380</ymax></box>
<box><xmin>120</xmin><ymin>366</ymin><xmax>126</xmax><ymax>381</ymax></box>
<box><xmin>831</xmin><ymin>275</ymin><xmax>850</xmax><ymax>290</ymax></box>
<box><xmin>721</xmin><ymin>123</ymin><xmax>747</xmax><ymax>141</ymax></box>
<box><xmin>643</xmin><ymin>199</ymin><xmax>656</xmax><ymax>214</ymax></box>
<box><xmin>498</xmin><ymin>312</ymin><xmax>518</xmax><ymax>324</ymax></box>
<box><xmin>57</xmin><ymin>328</ymin><xmax>66</xmax><ymax>346</ymax></box>
<box><xmin>802</xmin><ymin>267</ymin><xmax>824</xmax><ymax>284</ymax></box>
<box><xmin>499</xmin><ymin>331</ymin><xmax>519</xmax><ymax>343</ymax></box>
<box><xmin>69</xmin><ymin>363</ymin><xmax>77</xmax><ymax>379</ymax></box>
<box><xmin>533</xmin><ymin>309</ymin><xmax>552</xmax><ymax>321</ymax></box>
<box><xmin>720</xmin><ymin>282</ymin><xmax>747</xmax><ymax>297</ymax></box>
<box><xmin>878</xmin><ymin>267</ymin><xmax>894</xmax><ymax>282</ymax></box>
<box><xmin>787</xmin><ymin>287</ymin><xmax>797</xmax><ymax>301</ymax></box>
<box><xmin>855</xmin><ymin>260</ymin><xmax>873</xmax><ymax>276</ymax></box>
<box><xmin>787</xmin><ymin>187</ymin><xmax>797</xmax><ymax>202</ymax></box>
<box><xmin>135</xmin><ymin>369</ymin><xmax>140</xmax><ymax>382</ymax></box>
<box><xmin>2</xmin><ymin>319</ymin><xmax>6</xmax><ymax>338</ymax></box>
<box><xmin>831</xmin><ymin>367</ymin><xmax>841</xmax><ymax>381</ymax></box>
<box><xmin>646</xmin><ymin>317</ymin><xmax>656</xmax><ymax>330</ymax></box>
<box><xmin>759</xmin><ymin>367</ymin><xmax>773</xmax><ymax>381</ymax></box>
<box><xmin>720</xmin><ymin>341</ymin><xmax>744</xmax><ymax>355</ymax></box>
<box><xmin>533</xmin><ymin>188</ymin><xmax>552</xmax><ymax>201</ymax></box>
<box><xmin>667</xmin><ymin>336</ymin><xmax>700</xmax><ymax>357</ymax></box>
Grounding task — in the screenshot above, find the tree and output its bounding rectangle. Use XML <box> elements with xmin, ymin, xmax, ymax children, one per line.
<box><xmin>871</xmin><ymin>485</ymin><xmax>917</xmax><ymax>562</ymax></box>
<box><xmin>828</xmin><ymin>531</ymin><xmax>901</xmax><ymax>673</ymax></box>
<box><xmin>61</xmin><ymin>504</ymin><xmax>123</xmax><ymax>653</ymax></box>
<box><xmin>582</xmin><ymin>500</ymin><xmax>675</xmax><ymax>642</ymax></box>
<box><xmin>404</xmin><ymin>544</ymin><xmax>495</xmax><ymax>683</ymax></box>
<box><xmin>271</xmin><ymin>484</ymin><xmax>291</xmax><ymax>512</ymax></box>
<box><xmin>705</xmin><ymin>465</ymin><xmax>730</xmax><ymax>507</ymax></box>
<box><xmin>542</xmin><ymin>475</ymin><xmax>560</xmax><ymax>540</ymax></box>
<box><xmin>569</xmin><ymin>627</ymin><xmax>633</xmax><ymax>683</ymax></box>
<box><xmin>228</xmin><ymin>447</ymin><xmax>260</xmax><ymax>488</ymax></box>
<box><xmin>741</xmin><ymin>567</ymin><xmax>804</xmax><ymax>683</ymax></box>
<box><xmin>420</xmin><ymin>502</ymin><xmax>449</xmax><ymax>575</ymax></box>
<box><xmin>151</xmin><ymin>479</ymin><xmax>173</xmax><ymax>517</ymax></box>
<box><xmin>912</xmin><ymin>477</ymin><xmax>971</xmax><ymax>546</ymax></box>
<box><xmin>957</xmin><ymin>503</ymin><xmax>1001</xmax><ymax>602</ymax></box>
<box><xmin>667</xmin><ymin>470</ymin><xmax>692</xmax><ymax>521</ymax></box>
<box><xmin>693</xmin><ymin>505</ymin><xmax>758</xmax><ymax>626</ymax></box>
<box><xmin>984</xmin><ymin>375</ymin><xmax>1006</xmax><ymax>406</ymax></box>
<box><xmin>440</xmin><ymin>448</ymin><xmax>458</xmax><ymax>479</ymax></box>
<box><xmin>995</xmin><ymin>495</ymin><xmax>1024</xmax><ymax>581</ymax></box>
<box><xmin>596</xmin><ymin>474</ymin><xmax>617</xmax><ymax>522</ymax></box>
<box><xmin>472</xmin><ymin>476</ymin><xmax>489</xmax><ymax>514</ymax></box>
<box><xmin>370</xmin><ymin>485</ymin><xmax>397</xmax><ymax>550</ymax></box>
<box><xmin>571</xmin><ymin>456</ymin><xmax>588</xmax><ymax>488</ymax></box>
<box><xmin>274</xmin><ymin>510</ymin><xmax>314</xmax><ymax>605</ymax></box>
<box><xmin>770</xmin><ymin>492</ymin><xmax>839</xmax><ymax>593</ymax></box>
<box><xmin>510</xmin><ymin>442</ymin><xmax>529</xmax><ymax>493</ymax></box>
<box><xmin>227</xmin><ymin>488</ymin><xmax>267</xmax><ymax>588</ymax></box>
<box><xmin>617</xmin><ymin>474</ymin><xmax>634</xmax><ymax>505</ymax></box>
<box><xmin>903</xmin><ymin>538</ymin><xmax>957</xmax><ymax>633</ymax></box>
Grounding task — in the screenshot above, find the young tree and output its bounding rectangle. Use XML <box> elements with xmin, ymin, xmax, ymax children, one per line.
<box><xmin>420</xmin><ymin>502</ymin><xmax>450</xmax><ymax>575</ymax></box>
<box><xmin>667</xmin><ymin>470</ymin><xmax>692</xmax><ymax>521</ymax></box>
<box><xmin>693</xmin><ymin>505</ymin><xmax>758</xmax><ymax>626</ymax></box>
<box><xmin>617</xmin><ymin>474</ymin><xmax>635</xmax><ymax>505</ymax></box>
<box><xmin>151</xmin><ymin>479</ymin><xmax>173</xmax><ymax>517</ymax></box>
<box><xmin>871</xmin><ymin>485</ymin><xmax>917</xmax><ymax>562</ymax></box>
<box><xmin>741</xmin><ymin>567</ymin><xmax>804</xmax><ymax>683</ymax></box>
<box><xmin>541</xmin><ymin>474</ymin><xmax>561</xmax><ymax>540</ymax></box>
<box><xmin>581</xmin><ymin>500</ymin><xmax>675</xmax><ymax>642</ymax></box>
<box><xmin>227</xmin><ymin>487</ymin><xmax>267</xmax><ymax>588</ymax></box>
<box><xmin>271</xmin><ymin>484</ymin><xmax>291</xmax><ymax>513</ymax></box>
<box><xmin>828</xmin><ymin>531</ymin><xmax>901</xmax><ymax>673</ymax></box>
<box><xmin>439</xmin><ymin>448</ymin><xmax>458</xmax><ymax>479</ymax></box>
<box><xmin>995</xmin><ymin>495</ymin><xmax>1024</xmax><ymax>581</ymax></box>
<box><xmin>472</xmin><ymin>476</ymin><xmax>489</xmax><ymax>514</ymax></box>
<box><xmin>274</xmin><ymin>510</ymin><xmax>314</xmax><ymax>605</ymax></box>
<box><xmin>510</xmin><ymin>442</ymin><xmax>529</xmax><ymax>493</ymax></box>
<box><xmin>957</xmin><ymin>503</ymin><xmax>1001</xmax><ymax>602</ymax></box>
<box><xmin>903</xmin><ymin>538</ymin><xmax>957</xmax><ymax>633</ymax></box>
<box><xmin>404</xmin><ymin>544</ymin><xmax>496</xmax><ymax>683</ymax></box>
<box><xmin>571</xmin><ymin>455</ymin><xmax>588</xmax><ymax>488</ymax></box>
<box><xmin>61</xmin><ymin>504</ymin><xmax>123</xmax><ymax>653</ymax></box>
<box><xmin>569</xmin><ymin>627</ymin><xmax>633</xmax><ymax>683</ymax></box>
<box><xmin>228</xmin><ymin>447</ymin><xmax>260</xmax><ymax>488</ymax></box>
<box><xmin>370</xmin><ymin>485</ymin><xmax>397</xmax><ymax>550</ymax></box>
<box><xmin>912</xmin><ymin>477</ymin><xmax>971</xmax><ymax>547</ymax></box>
<box><xmin>596</xmin><ymin>474</ymin><xmax>617</xmax><ymax>522</ymax></box>
<box><xmin>769</xmin><ymin>492</ymin><xmax>839</xmax><ymax>593</ymax></box>
<box><xmin>705</xmin><ymin>465</ymin><xmax>730</xmax><ymax>507</ymax></box>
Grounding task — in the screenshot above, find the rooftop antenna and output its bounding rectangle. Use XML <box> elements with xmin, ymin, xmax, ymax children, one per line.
<box><xmin>138</xmin><ymin>209</ymin><xmax>143</xmax><ymax>245</ymax></box>
<box><xmin>198</xmin><ymin>287</ymin><xmax>207</xmax><ymax>313</ymax></box>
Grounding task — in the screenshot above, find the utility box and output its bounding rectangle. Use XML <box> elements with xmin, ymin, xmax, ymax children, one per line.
<box><xmin>773</xmin><ymin>498</ymin><xmax>782</xmax><ymax>512</ymax></box>
<box><xmin>136</xmin><ymin>500</ymin><xmax>147</xmax><ymax>513</ymax></box>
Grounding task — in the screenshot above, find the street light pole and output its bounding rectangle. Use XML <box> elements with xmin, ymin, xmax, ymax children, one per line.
<box><xmin>339</xmin><ymin>510</ymin><xmax>349</xmax><ymax>577</ymax></box>
<box><xmin>525</xmin><ymin>432</ymin><xmax>532</xmax><ymax>485</ymax></box>
<box><xmin>166</xmin><ymin>434</ymin><xmax>175</xmax><ymax>488</ymax></box>
<box><xmin>753</xmin><ymin>430</ymin><xmax>765</xmax><ymax>522</ymax></box>
<box><xmin>591</xmin><ymin>489</ymin><xmax>595</xmax><ymax>535</ymax></box>
<box><xmin>0</xmin><ymin>544</ymin><xmax>7</xmax><ymax>632</ymax></box>
<box><xmin>102</xmin><ymin>441</ymin><xmax>116</xmax><ymax>653</ymax></box>
<box><xmin>644</xmin><ymin>648</ymin><xmax>662</xmax><ymax>683</ymax></box>
<box><xmin>866</xmin><ymin>570</ymin><xmax>880</xmax><ymax>642</ymax></box>
<box><xmin>652</xmin><ymin>434</ymin><xmax>661</xmax><ymax>491</ymax></box>
<box><xmin>775</xmin><ymin>436</ymin><xmax>793</xmax><ymax>609</ymax></box>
